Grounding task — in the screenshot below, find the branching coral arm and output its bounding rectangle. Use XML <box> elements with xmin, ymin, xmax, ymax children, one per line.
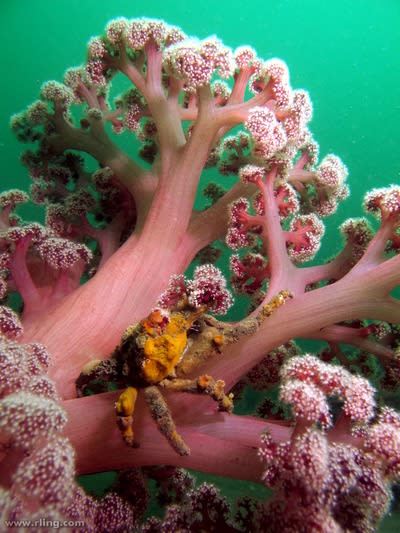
<box><xmin>202</xmin><ymin>267</ymin><xmax>400</xmax><ymax>392</ymax></box>
<box><xmin>29</xmin><ymin>85</ymin><xmax>145</xmax><ymax>189</ymax></box>
<box><xmin>214</xmin><ymin>88</ymin><xmax>272</xmax><ymax>132</ymax></box>
<box><xmin>139</xmin><ymin>87</ymin><xmax>221</xmax><ymax>252</ymax></box>
<box><xmin>145</xmin><ymin>42</ymin><xmax>186</xmax><ymax>156</ymax></box>
<box><xmin>186</xmin><ymin>181</ymin><xmax>254</xmax><ymax>251</ymax></box>
<box><xmin>7</xmin><ymin>236</ymin><xmax>41</xmax><ymax>310</ymax></box>
<box><xmin>257</xmin><ymin>169</ymin><xmax>298</xmax><ymax>295</ymax></box>
<box><xmin>308</xmin><ymin>324</ymin><xmax>396</xmax><ymax>363</ymax></box>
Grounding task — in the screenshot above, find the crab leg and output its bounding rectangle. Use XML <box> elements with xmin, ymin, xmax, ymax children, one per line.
<box><xmin>144</xmin><ymin>386</ymin><xmax>190</xmax><ymax>456</ymax></box>
<box><xmin>160</xmin><ymin>374</ymin><xmax>234</xmax><ymax>413</ymax></box>
<box><xmin>75</xmin><ymin>357</ymin><xmax>120</xmax><ymax>397</ymax></box>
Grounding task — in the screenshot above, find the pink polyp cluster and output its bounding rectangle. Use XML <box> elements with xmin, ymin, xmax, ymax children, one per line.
<box><xmin>316</xmin><ymin>154</ymin><xmax>348</xmax><ymax>191</ymax></box>
<box><xmin>281</xmin><ymin>90</ymin><xmax>313</xmax><ymax>140</ymax></box>
<box><xmin>37</xmin><ymin>237</ymin><xmax>91</xmax><ymax>270</ymax></box>
<box><xmin>105</xmin><ymin>18</ymin><xmax>129</xmax><ymax>45</ymax></box>
<box><xmin>225</xmin><ymin>197</ymin><xmax>257</xmax><ymax>250</ymax></box>
<box><xmin>229</xmin><ymin>253</ymin><xmax>267</xmax><ymax>295</ymax></box>
<box><xmin>250</xmin><ymin>58</ymin><xmax>290</xmax><ymax>106</ymax></box>
<box><xmin>163</xmin><ymin>37</ymin><xmax>234</xmax><ymax>92</ymax></box>
<box><xmin>0</xmin><ymin>391</ymin><xmax>66</xmax><ymax>448</ymax></box>
<box><xmin>126</xmin><ymin>18</ymin><xmax>183</xmax><ymax>50</ymax></box>
<box><xmin>86</xmin><ymin>59</ymin><xmax>108</xmax><ymax>87</ymax></box>
<box><xmin>87</xmin><ymin>37</ymin><xmax>108</xmax><ymax>61</ymax></box>
<box><xmin>156</xmin><ymin>273</ymin><xmax>187</xmax><ymax>309</ymax></box>
<box><xmin>286</xmin><ymin>213</ymin><xmax>325</xmax><ymax>263</ymax></box>
<box><xmin>0</xmin><ymin>190</ymin><xmax>29</xmax><ymax>219</ymax></box>
<box><xmin>280</xmin><ymin>354</ymin><xmax>376</xmax><ymax>426</ymax></box>
<box><xmin>273</xmin><ymin>182</ymin><xmax>299</xmax><ymax>218</ymax></box>
<box><xmin>0</xmin><ymin>336</ymin><xmax>136</xmax><ymax>531</ymax></box>
<box><xmin>244</xmin><ymin>343</ymin><xmax>298</xmax><ymax>392</ymax></box>
<box><xmin>187</xmin><ymin>264</ymin><xmax>233</xmax><ymax>314</ymax></box>
<box><xmin>0</xmin><ymin>200</ymin><xmax>93</xmax><ymax>317</ymax></box>
<box><xmin>234</xmin><ymin>46</ymin><xmax>257</xmax><ymax>70</ymax></box>
<box><xmin>340</xmin><ymin>217</ymin><xmax>374</xmax><ymax>248</ymax></box>
<box><xmin>364</xmin><ymin>185</ymin><xmax>400</xmax><ymax>220</ymax></box>
<box><xmin>239</xmin><ymin>164</ymin><xmax>266</xmax><ymax>184</ymax></box>
<box><xmin>280</xmin><ymin>379</ymin><xmax>332</xmax><ymax>427</ymax></box>
<box><xmin>156</xmin><ymin>265</ymin><xmax>233</xmax><ymax>315</ymax></box>
<box><xmin>258</xmin><ymin>356</ymin><xmax>398</xmax><ymax>532</ymax></box>
<box><xmin>0</xmin><ymin>306</ymin><xmax>23</xmax><ymax>339</ymax></box>
<box><xmin>0</xmin><ymin>339</ymin><xmax>52</xmax><ymax>398</ymax></box>
<box><xmin>245</xmin><ymin>107</ymin><xmax>287</xmax><ymax>159</ymax></box>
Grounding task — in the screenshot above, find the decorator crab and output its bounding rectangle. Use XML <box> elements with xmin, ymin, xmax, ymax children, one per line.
<box><xmin>76</xmin><ymin>265</ymin><xmax>292</xmax><ymax>455</ymax></box>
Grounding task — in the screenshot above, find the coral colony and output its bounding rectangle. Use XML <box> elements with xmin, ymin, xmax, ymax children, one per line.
<box><xmin>1</xmin><ymin>16</ymin><xmax>400</xmax><ymax>532</ymax></box>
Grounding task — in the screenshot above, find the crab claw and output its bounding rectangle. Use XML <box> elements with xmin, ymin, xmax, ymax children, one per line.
<box><xmin>115</xmin><ymin>386</ymin><xmax>139</xmax><ymax>447</ymax></box>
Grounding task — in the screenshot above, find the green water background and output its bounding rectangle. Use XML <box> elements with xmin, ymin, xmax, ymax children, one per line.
<box><xmin>1</xmin><ymin>0</ymin><xmax>400</xmax><ymax>530</ymax></box>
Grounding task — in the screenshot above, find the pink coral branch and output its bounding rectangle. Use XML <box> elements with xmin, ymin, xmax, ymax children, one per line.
<box><xmin>309</xmin><ymin>324</ymin><xmax>396</xmax><ymax>363</ymax></box>
<box><xmin>204</xmin><ymin>269</ymin><xmax>400</xmax><ymax>392</ymax></box>
<box><xmin>9</xmin><ymin>238</ymin><xmax>41</xmax><ymax>313</ymax></box>
<box><xmin>187</xmin><ymin>181</ymin><xmax>253</xmax><ymax>248</ymax></box>
<box><xmin>112</xmin><ymin>45</ymin><xmax>147</xmax><ymax>96</ymax></box>
<box><xmin>256</xmin><ymin>169</ymin><xmax>297</xmax><ymax>295</ymax></box>
<box><xmin>64</xmin><ymin>391</ymin><xmax>289</xmax><ymax>480</ymax></box>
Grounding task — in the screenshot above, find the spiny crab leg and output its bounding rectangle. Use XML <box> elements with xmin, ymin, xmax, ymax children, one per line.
<box><xmin>258</xmin><ymin>289</ymin><xmax>293</xmax><ymax>322</ymax></box>
<box><xmin>144</xmin><ymin>386</ymin><xmax>190</xmax><ymax>456</ymax></box>
<box><xmin>75</xmin><ymin>357</ymin><xmax>120</xmax><ymax>397</ymax></box>
<box><xmin>160</xmin><ymin>374</ymin><xmax>234</xmax><ymax>413</ymax></box>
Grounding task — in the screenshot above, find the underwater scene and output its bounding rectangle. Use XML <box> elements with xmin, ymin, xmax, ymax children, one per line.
<box><xmin>1</xmin><ymin>0</ymin><xmax>400</xmax><ymax>531</ymax></box>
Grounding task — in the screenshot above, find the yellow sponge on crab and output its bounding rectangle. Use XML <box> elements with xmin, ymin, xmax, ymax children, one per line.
<box><xmin>115</xmin><ymin>386</ymin><xmax>138</xmax><ymax>416</ymax></box>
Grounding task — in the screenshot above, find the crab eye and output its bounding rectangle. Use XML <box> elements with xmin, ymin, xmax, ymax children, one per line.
<box><xmin>188</xmin><ymin>320</ymin><xmax>202</xmax><ymax>336</ymax></box>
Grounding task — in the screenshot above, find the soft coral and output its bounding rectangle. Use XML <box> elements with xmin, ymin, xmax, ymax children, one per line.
<box><xmin>2</xmin><ymin>16</ymin><xmax>400</xmax><ymax>531</ymax></box>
